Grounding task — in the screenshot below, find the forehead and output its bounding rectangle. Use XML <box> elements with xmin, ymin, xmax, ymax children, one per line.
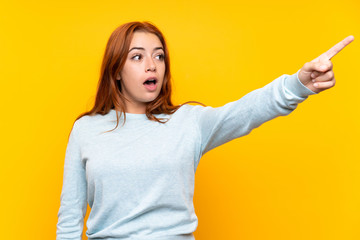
<box><xmin>129</xmin><ymin>31</ymin><xmax>163</xmax><ymax>49</ymax></box>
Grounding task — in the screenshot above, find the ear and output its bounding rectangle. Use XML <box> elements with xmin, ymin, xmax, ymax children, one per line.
<box><xmin>116</xmin><ymin>72</ymin><xmax>121</xmax><ymax>80</ymax></box>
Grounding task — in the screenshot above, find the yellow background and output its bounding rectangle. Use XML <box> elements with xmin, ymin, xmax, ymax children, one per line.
<box><xmin>1</xmin><ymin>0</ymin><xmax>359</xmax><ymax>239</ymax></box>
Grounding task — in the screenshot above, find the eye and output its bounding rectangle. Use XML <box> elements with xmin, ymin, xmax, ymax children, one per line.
<box><xmin>131</xmin><ymin>54</ymin><xmax>142</xmax><ymax>61</ymax></box>
<box><xmin>155</xmin><ymin>54</ymin><xmax>165</xmax><ymax>61</ymax></box>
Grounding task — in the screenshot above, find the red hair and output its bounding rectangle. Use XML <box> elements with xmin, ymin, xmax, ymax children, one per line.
<box><xmin>73</xmin><ymin>21</ymin><xmax>204</xmax><ymax>133</ymax></box>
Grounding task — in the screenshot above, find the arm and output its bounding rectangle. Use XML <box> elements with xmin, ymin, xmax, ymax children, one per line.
<box><xmin>193</xmin><ymin>35</ymin><xmax>355</xmax><ymax>156</ymax></box>
<box><xmin>191</xmin><ymin>71</ymin><xmax>316</xmax><ymax>156</ymax></box>
<box><xmin>56</xmin><ymin>121</ymin><xmax>87</xmax><ymax>240</ymax></box>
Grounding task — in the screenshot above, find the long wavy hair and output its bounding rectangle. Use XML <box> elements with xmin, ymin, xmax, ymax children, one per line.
<box><xmin>72</xmin><ymin>21</ymin><xmax>205</xmax><ymax>134</ymax></box>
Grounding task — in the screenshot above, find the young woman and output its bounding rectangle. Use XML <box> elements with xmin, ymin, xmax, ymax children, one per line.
<box><xmin>56</xmin><ymin>21</ymin><xmax>354</xmax><ymax>240</ymax></box>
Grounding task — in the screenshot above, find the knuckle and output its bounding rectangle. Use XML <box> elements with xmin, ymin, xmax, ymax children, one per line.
<box><xmin>327</xmin><ymin>71</ymin><xmax>334</xmax><ymax>79</ymax></box>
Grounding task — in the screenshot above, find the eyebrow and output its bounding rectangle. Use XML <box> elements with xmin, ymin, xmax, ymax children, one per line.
<box><xmin>128</xmin><ymin>47</ymin><xmax>164</xmax><ymax>53</ymax></box>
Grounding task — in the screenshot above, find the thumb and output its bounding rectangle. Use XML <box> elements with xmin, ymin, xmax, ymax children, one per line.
<box><xmin>298</xmin><ymin>61</ymin><xmax>330</xmax><ymax>85</ymax></box>
<box><xmin>299</xmin><ymin>61</ymin><xmax>329</xmax><ymax>82</ymax></box>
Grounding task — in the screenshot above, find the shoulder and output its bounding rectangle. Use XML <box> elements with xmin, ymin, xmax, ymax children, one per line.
<box><xmin>177</xmin><ymin>103</ymin><xmax>209</xmax><ymax>113</ymax></box>
<box><xmin>171</xmin><ymin>104</ymin><xmax>198</xmax><ymax>119</ymax></box>
<box><xmin>178</xmin><ymin>103</ymin><xmax>216</xmax><ymax>119</ymax></box>
<box><xmin>171</xmin><ymin>103</ymin><xmax>215</xmax><ymax>126</ymax></box>
<box><xmin>72</xmin><ymin>114</ymin><xmax>91</xmax><ymax>131</ymax></box>
<box><xmin>69</xmin><ymin>112</ymin><xmax>106</xmax><ymax>139</ymax></box>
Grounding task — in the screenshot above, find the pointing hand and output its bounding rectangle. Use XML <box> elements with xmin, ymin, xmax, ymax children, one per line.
<box><xmin>297</xmin><ymin>35</ymin><xmax>354</xmax><ymax>93</ymax></box>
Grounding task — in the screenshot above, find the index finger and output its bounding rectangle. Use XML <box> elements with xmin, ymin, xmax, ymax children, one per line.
<box><xmin>321</xmin><ymin>35</ymin><xmax>355</xmax><ymax>60</ymax></box>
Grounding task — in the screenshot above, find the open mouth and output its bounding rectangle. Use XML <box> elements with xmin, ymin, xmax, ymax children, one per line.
<box><xmin>143</xmin><ymin>79</ymin><xmax>157</xmax><ymax>85</ymax></box>
<box><xmin>143</xmin><ymin>78</ymin><xmax>158</xmax><ymax>91</ymax></box>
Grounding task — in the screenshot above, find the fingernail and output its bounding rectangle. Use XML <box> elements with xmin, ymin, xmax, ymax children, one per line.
<box><xmin>314</xmin><ymin>83</ymin><xmax>318</xmax><ymax>87</ymax></box>
<box><xmin>312</xmin><ymin>79</ymin><xmax>315</xmax><ymax>83</ymax></box>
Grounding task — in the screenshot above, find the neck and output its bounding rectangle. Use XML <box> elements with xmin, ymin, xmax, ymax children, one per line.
<box><xmin>116</xmin><ymin>102</ymin><xmax>147</xmax><ymax>114</ymax></box>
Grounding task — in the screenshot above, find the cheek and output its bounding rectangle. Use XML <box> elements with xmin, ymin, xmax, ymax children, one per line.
<box><xmin>121</xmin><ymin>65</ymin><xmax>141</xmax><ymax>82</ymax></box>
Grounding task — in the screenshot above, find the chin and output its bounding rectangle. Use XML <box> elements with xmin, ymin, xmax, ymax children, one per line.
<box><xmin>143</xmin><ymin>93</ymin><xmax>161</xmax><ymax>102</ymax></box>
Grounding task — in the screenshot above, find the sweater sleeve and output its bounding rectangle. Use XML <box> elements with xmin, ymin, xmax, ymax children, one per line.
<box><xmin>192</xmin><ymin>71</ymin><xmax>317</xmax><ymax>156</ymax></box>
<box><xmin>56</xmin><ymin>120</ymin><xmax>87</xmax><ymax>240</ymax></box>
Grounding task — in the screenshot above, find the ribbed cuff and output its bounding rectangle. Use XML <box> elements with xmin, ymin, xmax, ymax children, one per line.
<box><xmin>285</xmin><ymin>70</ymin><xmax>317</xmax><ymax>98</ymax></box>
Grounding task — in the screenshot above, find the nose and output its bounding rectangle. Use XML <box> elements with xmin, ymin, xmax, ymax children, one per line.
<box><xmin>145</xmin><ymin>58</ymin><xmax>156</xmax><ymax>72</ymax></box>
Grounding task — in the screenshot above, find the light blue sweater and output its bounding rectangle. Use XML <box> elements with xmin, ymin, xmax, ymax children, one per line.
<box><xmin>56</xmin><ymin>71</ymin><xmax>316</xmax><ymax>240</ymax></box>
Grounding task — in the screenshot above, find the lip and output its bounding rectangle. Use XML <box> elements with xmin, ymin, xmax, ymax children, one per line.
<box><xmin>143</xmin><ymin>76</ymin><xmax>158</xmax><ymax>92</ymax></box>
<box><xmin>143</xmin><ymin>81</ymin><xmax>158</xmax><ymax>92</ymax></box>
<box><xmin>143</xmin><ymin>76</ymin><xmax>158</xmax><ymax>84</ymax></box>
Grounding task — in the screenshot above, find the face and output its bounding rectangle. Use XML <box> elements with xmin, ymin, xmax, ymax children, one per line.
<box><xmin>116</xmin><ymin>31</ymin><xmax>165</xmax><ymax>113</ymax></box>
